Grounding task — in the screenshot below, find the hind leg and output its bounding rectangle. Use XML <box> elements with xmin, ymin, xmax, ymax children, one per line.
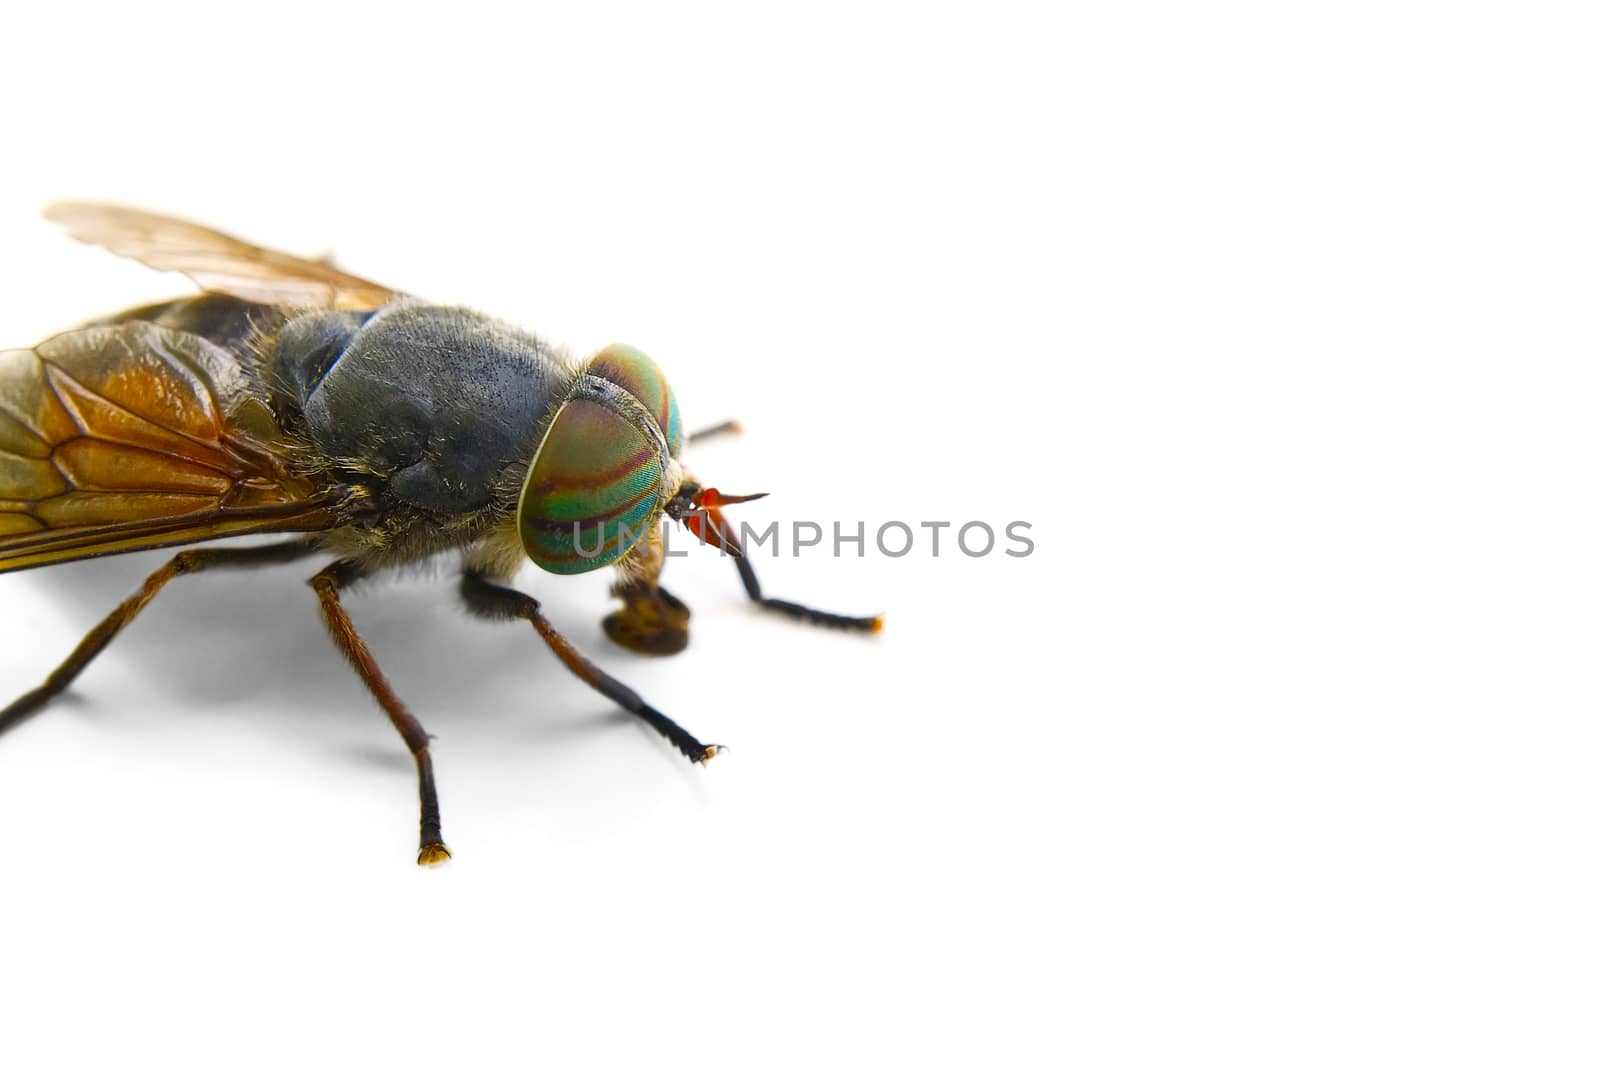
<box><xmin>0</xmin><ymin>540</ymin><xmax>318</xmax><ymax>736</ymax></box>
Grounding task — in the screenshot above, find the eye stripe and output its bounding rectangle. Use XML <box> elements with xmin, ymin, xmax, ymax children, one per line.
<box><xmin>522</xmin><ymin>474</ymin><xmax>661</xmax><ymax>530</ymax></box>
<box><xmin>523</xmin><ymin>507</ymin><xmax>658</xmax><ymax>565</ymax></box>
<box><xmin>524</xmin><ymin>442</ymin><xmax>658</xmax><ymax>499</ymax></box>
<box><xmin>518</xmin><ymin>396</ymin><xmax>669</xmax><ymax>575</ymax></box>
<box><xmin>522</xmin><ymin>495</ymin><xmax>659</xmax><ymax>566</ymax></box>
<box><xmin>586</xmin><ymin>344</ymin><xmax>683</xmax><ymax>459</ymax></box>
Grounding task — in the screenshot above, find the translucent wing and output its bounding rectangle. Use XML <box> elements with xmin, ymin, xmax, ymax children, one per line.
<box><xmin>44</xmin><ymin>202</ymin><xmax>397</xmax><ymax>311</ymax></box>
<box><xmin>0</xmin><ymin>322</ymin><xmax>354</xmax><ymax>572</ymax></box>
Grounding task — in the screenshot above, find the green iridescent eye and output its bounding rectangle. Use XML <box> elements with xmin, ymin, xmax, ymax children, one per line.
<box><xmin>587</xmin><ymin>344</ymin><xmax>683</xmax><ymax>458</ymax></box>
<box><xmin>518</xmin><ymin>397</ymin><xmax>669</xmax><ymax>574</ymax></box>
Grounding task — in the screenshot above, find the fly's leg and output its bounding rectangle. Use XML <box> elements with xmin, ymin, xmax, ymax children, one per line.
<box><xmin>0</xmin><ymin>540</ymin><xmax>318</xmax><ymax>736</ymax></box>
<box><xmin>601</xmin><ymin>524</ymin><xmax>691</xmax><ymax>656</ymax></box>
<box><xmin>678</xmin><ymin>422</ymin><xmax>881</xmax><ymax>633</ymax></box>
<box><xmin>667</xmin><ymin>476</ymin><xmax>883</xmax><ymax>634</ymax></box>
<box><xmin>730</xmin><ymin>553</ymin><xmax>884</xmax><ymax>634</ymax></box>
<box><xmin>605</xmin><ymin>578</ymin><xmax>691</xmax><ymax>655</ymax></box>
<box><xmin>460</xmin><ymin>570</ymin><xmax>720</xmax><ymax>764</ymax></box>
<box><xmin>687</xmin><ymin>419</ymin><xmax>742</xmax><ymax>444</ymax></box>
<box><xmin>310</xmin><ymin>560</ymin><xmax>450</xmax><ymax>866</ymax></box>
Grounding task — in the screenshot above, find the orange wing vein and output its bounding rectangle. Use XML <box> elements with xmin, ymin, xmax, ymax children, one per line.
<box><xmin>44</xmin><ymin>202</ymin><xmax>397</xmax><ymax>311</ymax></box>
<box><xmin>0</xmin><ymin>321</ymin><xmax>353</xmax><ymax>572</ymax></box>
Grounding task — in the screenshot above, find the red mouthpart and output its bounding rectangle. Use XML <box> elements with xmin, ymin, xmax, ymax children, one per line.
<box><xmin>683</xmin><ymin>487</ymin><xmax>767</xmax><ymax>557</ymax></box>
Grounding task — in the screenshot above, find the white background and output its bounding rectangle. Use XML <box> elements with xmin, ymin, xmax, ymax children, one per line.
<box><xmin>0</xmin><ymin>2</ymin><xmax>1595</xmax><ymax>1066</ymax></box>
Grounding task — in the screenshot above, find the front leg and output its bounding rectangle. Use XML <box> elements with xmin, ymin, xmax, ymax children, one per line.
<box><xmin>605</xmin><ymin>579</ymin><xmax>692</xmax><ymax>655</ymax></box>
<box><xmin>603</xmin><ymin>523</ymin><xmax>691</xmax><ymax>656</ymax></box>
<box><xmin>663</xmin><ymin>478</ymin><xmax>883</xmax><ymax>634</ymax></box>
<box><xmin>459</xmin><ymin>570</ymin><xmax>720</xmax><ymax>764</ymax></box>
<box><xmin>732</xmin><ymin>553</ymin><xmax>884</xmax><ymax>634</ymax></box>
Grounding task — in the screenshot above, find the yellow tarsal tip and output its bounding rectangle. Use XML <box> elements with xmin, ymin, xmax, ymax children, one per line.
<box><xmin>417</xmin><ymin>842</ymin><xmax>453</xmax><ymax>866</ymax></box>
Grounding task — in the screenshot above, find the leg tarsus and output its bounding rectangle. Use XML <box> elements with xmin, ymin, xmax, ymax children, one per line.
<box><xmin>603</xmin><ymin>579</ymin><xmax>691</xmax><ymax>655</ymax></box>
<box><xmin>417</xmin><ymin>841</ymin><xmax>452</xmax><ymax>865</ymax></box>
<box><xmin>732</xmin><ymin>554</ymin><xmax>883</xmax><ymax>633</ymax></box>
<box><xmin>461</xmin><ymin>571</ymin><xmax>718</xmax><ymax>763</ymax></box>
<box><xmin>687</xmin><ymin>419</ymin><xmax>742</xmax><ymax>444</ymax></box>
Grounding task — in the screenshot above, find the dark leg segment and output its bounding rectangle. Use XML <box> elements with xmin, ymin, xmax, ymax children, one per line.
<box><xmin>0</xmin><ymin>540</ymin><xmax>317</xmax><ymax>736</ymax></box>
<box><xmin>460</xmin><ymin>570</ymin><xmax>720</xmax><ymax>764</ymax></box>
<box><xmin>687</xmin><ymin>419</ymin><xmax>742</xmax><ymax>444</ymax></box>
<box><xmin>732</xmin><ymin>554</ymin><xmax>884</xmax><ymax>633</ymax></box>
<box><xmin>310</xmin><ymin>560</ymin><xmax>450</xmax><ymax>865</ymax></box>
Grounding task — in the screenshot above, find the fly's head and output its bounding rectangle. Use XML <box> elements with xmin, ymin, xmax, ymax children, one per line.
<box><xmin>517</xmin><ymin>344</ymin><xmax>677</xmax><ymax>574</ymax></box>
<box><xmin>517</xmin><ymin>344</ymin><xmax>764</xmax><ymax>574</ymax></box>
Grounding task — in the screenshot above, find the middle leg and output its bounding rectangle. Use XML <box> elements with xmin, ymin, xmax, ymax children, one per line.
<box><xmin>310</xmin><ymin>559</ymin><xmax>451</xmax><ymax>866</ymax></box>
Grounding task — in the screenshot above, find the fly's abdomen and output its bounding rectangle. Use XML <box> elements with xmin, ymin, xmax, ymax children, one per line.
<box><xmin>278</xmin><ymin>304</ymin><xmax>570</xmax><ymax>514</ymax></box>
<box><xmin>95</xmin><ymin>293</ymin><xmax>286</xmax><ymax>355</ymax></box>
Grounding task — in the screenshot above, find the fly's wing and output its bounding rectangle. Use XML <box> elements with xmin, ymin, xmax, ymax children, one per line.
<box><xmin>44</xmin><ymin>202</ymin><xmax>397</xmax><ymax>311</ymax></box>
<box><xmin>0</xmin><ymin>321</ymin><xmax>354</xmax><ymax>573</ymax></box>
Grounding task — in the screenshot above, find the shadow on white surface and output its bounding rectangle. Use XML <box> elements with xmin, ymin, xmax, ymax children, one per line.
<box><xmin>1</xmin><ymin>541</ymin><xmax>742</xmax><ymax>789</ymax></box>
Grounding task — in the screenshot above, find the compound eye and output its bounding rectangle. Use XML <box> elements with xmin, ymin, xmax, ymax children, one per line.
<box><xmin>518</xmin><ymin>398</ymin><xmax>668</xmax><ymax>574</ymax></box>
<box><xmin>587</xmin><ymin>344</ymin><xmax>683</xmax><ymax>458</ymax></box>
